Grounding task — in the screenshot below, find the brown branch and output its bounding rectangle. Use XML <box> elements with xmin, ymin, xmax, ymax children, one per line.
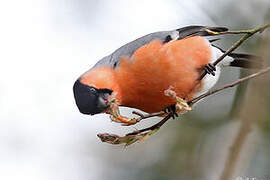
<box><xmin>199</xmin><ymin>24</ymin><xmax>270</xmax><ymax>80</ymax></box>
<box><xmin>132</xmin><ymin>111</ymin><xmax>165</xmax><ymax>122</ymax></box>
<box><xmin>189</xmin><ymin>66</ymin><xmax>270</xmax><ymax>106</ymax></box>
<box><xmin>220</xmin><ymin>121</ymin><xmax>251</xmax><ymax>180</ymax></box>
<box><xmin>220</xmin><ymin>27</ymin><xmax>270</xmax><ymax>180</ymax></box>
<box><xmin>126</xmin><ymin>114</ymin><xmax>172</xmax><ymax>136</ymax></box>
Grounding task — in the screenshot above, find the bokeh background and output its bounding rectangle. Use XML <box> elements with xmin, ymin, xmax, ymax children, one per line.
<box><xmin>1</xmin><ymin>0</ymin><xmax>270</xmax><ymax>180</ymax></box>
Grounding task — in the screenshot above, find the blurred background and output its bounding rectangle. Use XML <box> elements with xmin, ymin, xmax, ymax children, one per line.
<box><xmin>0</xmin><ymin>0</ymin><xmax>270</xmax><ymax>179</ymax></box>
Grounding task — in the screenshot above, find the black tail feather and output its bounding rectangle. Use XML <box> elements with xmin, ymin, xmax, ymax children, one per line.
<box><xmin>229</xmin><ymin>52</ymin><xmax>263</xmax><ymax>69</ymax></box>
<box><xmin>230</xmin><ymin>58</ymin><xmax>263</xmax><ymax>69</ymax></box>
<box><xmin>228</xmin><ymin>53</ymin><xmax>263</xmax><ymax>62</ymax></box>
<box><xmin>209</xmin><ymin>38</ymin><xmax>220</xmax><ymax>43</ymax></box>
<box><xmin>212</xmin><ymin>45</ymin><xmax>263</xmax><ymax>69</ymax></box>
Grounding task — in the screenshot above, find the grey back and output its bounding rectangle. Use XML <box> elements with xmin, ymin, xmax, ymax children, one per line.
<box><xmin>91</xmin><ymin>25</ymin><xmax>228</xmax><ymax>69</ymax></box>
<box><xmin>92</xmin><ymin>30</ymin><xmax>172</xmax><ymax>69</ymax></box>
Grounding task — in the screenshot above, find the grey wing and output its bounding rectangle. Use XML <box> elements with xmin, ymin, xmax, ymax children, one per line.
<box><xmin>93</xmin><ymin>25</ymin><xmax>228</xmax><ymax>69</ymax></box>
<box><xmin>92</xmin><ymin>30</ymin><xmax>171</xmax><ymax>69</ymax></box>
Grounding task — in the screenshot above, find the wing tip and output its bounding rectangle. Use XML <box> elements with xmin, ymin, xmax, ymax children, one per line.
<box><xmin>207</xmin><ymin>26</ymin><xmax>229</xmax><ymax>32</ymax></box>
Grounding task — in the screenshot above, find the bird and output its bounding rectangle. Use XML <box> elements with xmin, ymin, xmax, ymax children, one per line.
<box><xmin>73</xmin><ymin>25</ymin><xmax>262</xmax><ymax>124</ymax></box>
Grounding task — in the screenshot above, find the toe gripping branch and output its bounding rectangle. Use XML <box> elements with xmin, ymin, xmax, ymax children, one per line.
<box><xmin>204</xmin><ymin>63</ymin><xmax>216</xmax><ymax>76</ymax></box>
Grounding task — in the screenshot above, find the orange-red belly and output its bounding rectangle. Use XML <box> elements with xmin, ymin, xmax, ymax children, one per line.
<box><xmin>115</xmin><ymin>36</ymin><xmax>212</xmax><ymax>113</ymax></box>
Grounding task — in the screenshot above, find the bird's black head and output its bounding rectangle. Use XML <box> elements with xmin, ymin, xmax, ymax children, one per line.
<box><xmin>73</xmin><ymin>80</ymin><xmax>113</xmax><ymax>115</ymax></box>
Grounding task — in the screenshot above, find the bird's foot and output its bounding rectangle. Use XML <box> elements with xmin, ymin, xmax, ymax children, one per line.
<box><xmin>164</xmin><ymin>86</ymin><xmax>192</xmax><ymax>114</ymax></box>
<box><xmin>105</xmin><ymin>94</ymin><xmax>137</xmax><ymax>126</ymax></box>
<box><xmin>204</xmin><ymin>63</ymin><xmax>216</xmax><ymax>76</ymax></box>
<box><xmin>164</xmin><ymin>105</ymin><xmax>178</xmax><ymax>119</ymax></box>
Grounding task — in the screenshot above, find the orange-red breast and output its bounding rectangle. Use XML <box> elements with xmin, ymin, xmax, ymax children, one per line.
<box><xmin>73</xmin><ymin>26</ymin><xmax>262</xmax><ymax>115</ymax></box>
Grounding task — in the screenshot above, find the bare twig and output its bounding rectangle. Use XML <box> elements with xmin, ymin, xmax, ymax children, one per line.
<box><xmin>200</xmin><ymin>24</ymin><xmax>270</xmax><ymax>80</ymax></box>
<box><xmin>106</xmin><ymin>94</ymin><xmax>167</xmax><ymax>126</ymax></box>
<box><xmin>220</xmin><ymin>25</ymin><xmax>270</xmax><ymax>180</ymax></box>
<box><xmin>189</xmin><ymin>67</ymin><xmax>270</xmax><ymax>106</ymax></box>
<box><xmin>220</xmin><ymin>121</ymin><xmax>251</xmax><ymax>180</ymax></box>
<box><xmin>127</xmin><ymin>113</ymin><xmax>172</xmax><ymax>136</ymax></box>
<box><xmin>132</xmin><ymin>111</ymin><xmax>166</xmax><ymax>122</ymax></box>
<box><xmin>205</xmin><ymin>24</ymin><xmax>270</xmax><ymax>35</ymax></box>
